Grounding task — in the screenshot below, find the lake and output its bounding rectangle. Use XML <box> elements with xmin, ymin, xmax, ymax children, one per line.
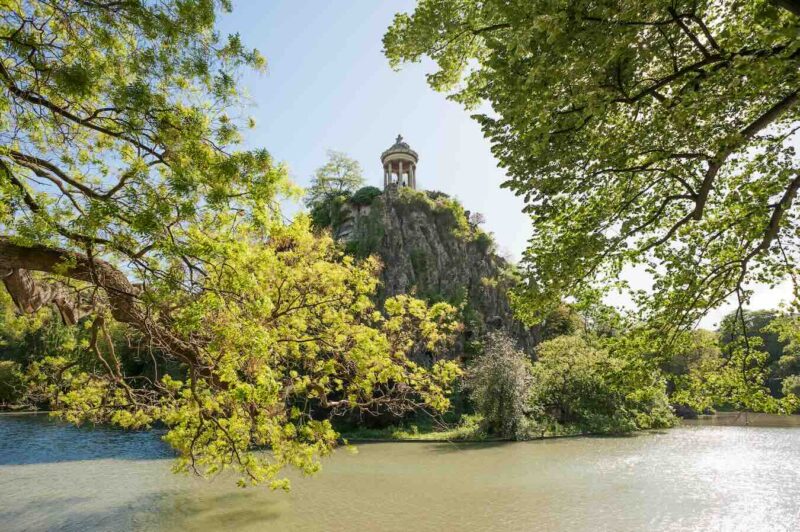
<box><xmin>1</xmin><ymin>413</ymin><xmax>799</xmax><ymax>531</ymax></box>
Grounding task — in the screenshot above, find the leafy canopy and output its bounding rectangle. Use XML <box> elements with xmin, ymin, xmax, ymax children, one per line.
<box><xmin>532</xmin><ymin>333</ymin><xmax>675</xmax><ymax>433</ymax></box>
<box><xmin>0</xmin><ymin>0</ymin><xmax>461</xmax><ymax>488</ymax></box>
<box><xmin>23</xmin><ymin>224</ymin><xmax>462</xmax><ymax>487</ymax></box>
<box><xmin>305</xmin><ymin>150</ymin><xmax>365</xmax><ymax>207</ymax></box>
<box><xmin>384</xmin><ymin>0</ymin><xmax>800</xmax><ymax>333</ymax></box>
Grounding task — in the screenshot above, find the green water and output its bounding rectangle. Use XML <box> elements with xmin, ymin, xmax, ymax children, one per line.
<box><xmin>1</xmin><ymin>414</ymin><xmax>799</xmax><ymax>531</ymax></box>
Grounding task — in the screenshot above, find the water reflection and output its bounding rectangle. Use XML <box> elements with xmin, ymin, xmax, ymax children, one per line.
<box><xmin>0</xmin><ymin>414</ymin><xmax>171</xmax><ymax>465</ymax></box>
<box><xmin>1</xmin><ymin>414</ymin><xmax>799</xmax><ymax>531</ymax></box>
<box><xmin>684</xmin><ymin>411</ymin><xmax>800</xmax><ymax>427</ymax></box>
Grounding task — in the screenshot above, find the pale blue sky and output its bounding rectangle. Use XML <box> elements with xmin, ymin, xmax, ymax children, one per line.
<box><xmin>217</xmin><ymin>1</ymin><xmax>530</xmax><ymax>259</ymax></box>
<box><xmin>217</xmin><ymin>1</ymin><xmax>789</xmax><ymax>328</ymax></box>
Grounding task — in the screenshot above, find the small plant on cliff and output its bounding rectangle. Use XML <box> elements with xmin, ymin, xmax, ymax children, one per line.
<box><xmin>344</xmin><ymin>205</ymin><xmax>385</xmax><ymax>258</ymax></box>
<box><xmin>351</xmin><ymin>186</ymin><xmax>383</xmax><ymax>206</ymax></box>
<box><xmin>474</xmin><ymin>230</ymin><xmax>495</xmax><ymax>254</ymax></box>
<box><xmin>435</xmin><ymin>197</ymin><xmax>472</xmax><ymax>238</ymax></box>
<box><xmin>464</xmin><ymin>331</ymin><xmax>533</xmax><ymax>440</ymax></box>
<box><xmin>395</xmin><ymin>188</ymin><xmax>471</xmax><ymax>237</ymax></box>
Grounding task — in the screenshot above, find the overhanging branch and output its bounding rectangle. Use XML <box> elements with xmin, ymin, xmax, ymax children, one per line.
<box><xmin>0</xmin><ymin>238</ymin><xmax>139</xmax><ymax>324</ymax></box>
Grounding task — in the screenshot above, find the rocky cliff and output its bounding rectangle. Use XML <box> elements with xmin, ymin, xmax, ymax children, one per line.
<box><xmin>333</xmin><ymin>185</ymin><xmax>540</xmax><ymax>357</ymax></box>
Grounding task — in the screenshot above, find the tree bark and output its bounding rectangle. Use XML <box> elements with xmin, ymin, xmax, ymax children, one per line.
<box><xmin>0</xmin><ymin>237</ymin><xmax>139</xmax><ymax>324</ymax></box>
<box><xmin>0</xmin><ymin>237</ymin><xmax>207</xmax><ymax>372</ymax></box>
<box><xmin>1</xmin><ymin>268</ymin><xmax>90</xmax><ymax>325</ymax></box>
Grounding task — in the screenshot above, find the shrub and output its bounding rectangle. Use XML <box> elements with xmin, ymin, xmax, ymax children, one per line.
<box><xmin>350</xmin><ymin>186</ymin><xmax>382</xmax><ymax>206</ymax></box>
<box><xmin>434</xmin><ymin>197</ymin><xmax>471</xmax><ymax>237</ymax></box>
<box><xmin>531</xmin><ymin>335</ymin><xmax>675</xmax><ymax>434</ymax></box>
<box><xmin>474</xmin><ymin>231</ymin><xmax>494</xmax><ymax>253</ymax></box>
<box><xmin>395</xmin><ymin>187</ymin><xmax>471</xmax><ymax>237</ymax></box>
<box><xmin>309</xmin><ymin>192</ymin><xmax>351</xmax><ymax>230</ymax></box>
<box><xmin>464</xmin><ymin>331</ymin><xmax>533</xmax><ymax>439</ymax></box>
<box><xmin>0</xmin><ymin>361</ymin><xmax>23</xmax><ymax>405</ymax></box>
<box><xmin>782</xmin><ymin>375</ymin><xmax>800</xmax><ymax>398</ymax></box>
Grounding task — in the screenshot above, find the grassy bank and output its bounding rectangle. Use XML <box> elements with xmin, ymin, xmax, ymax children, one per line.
<box><xmin>338</xmin><ymin>415</ymin><xmax>487</xmax><ymax>442</ymax></box>
<box><xmin>336</xmin><ymin>414</ymin><xmax>589</xmax><ymax>442</ymax></box>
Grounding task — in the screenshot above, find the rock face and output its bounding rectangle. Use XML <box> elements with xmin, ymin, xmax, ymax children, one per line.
<box><xmin>335</xmin><ymin>185</ymin><xmax>540</xmax><ymax>357</ymax></box>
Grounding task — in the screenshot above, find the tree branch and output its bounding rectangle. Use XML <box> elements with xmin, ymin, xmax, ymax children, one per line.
<box><xmin>641</xmin><ymin>89</ymin><xmax>800</xmax><ymax>252</ymax></box>
<box><xmin>0</xmin><ymin>62</ymin><xmax>165</xmax><ymax>163</ymax></box>
<box><xmin>0</xmin><ymin>237</ymin><xmax>139</xmax><ymax>323</ymax></box>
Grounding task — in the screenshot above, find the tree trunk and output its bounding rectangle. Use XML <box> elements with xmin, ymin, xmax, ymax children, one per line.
<box><xmin>0</xmin><ymin>237</ymin><xmax>138</xmax><ymax>324</ymax></box>
<box><xmin>0</xmin><ymin>238</ymin><xmax>201</xmax><ymax>369</ymax></box>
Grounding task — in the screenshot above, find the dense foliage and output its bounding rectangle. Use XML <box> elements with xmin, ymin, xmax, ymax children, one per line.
<box><xmin>718</xmin><ymin>309</ymin><xmax>792</xmax><ymax>395</ymax></box>
<box><xmin>385</xmin><ymin>0</ymin><xmax>800</xmax><ymax>333</ymax></box>
<box><xmin>783</xmin><ymin>374</ymin><xmax>800</xmax><ymax>397</ymax></box>
<box><xmin>464</xmin><ymin>331</ymin><xmax>532</xmax><ymax>439</ymax></box>
<box><xmin>0</xmin><ymin>1</ymin><xmax>462</xmax><ymax>488</ymax></box>
<box><xmin>661</xmin><ymin>310</ymin><xmax>800</xmax><ymax>413</ymax></box>
<box><xmin>531</xmin><ymin>334</ymin><xmax>675</xmax><ymax>433</ymax></box>
<box><xmin>350</xmin><ymin>186</ymin><xmax>383</xmax><ymax>207</ymax></box>
<box><xmin>0</xmin><ymin>359</ymin><xmax>21</xmax><ymax>404</ymax></box>
<box><xmin>305</xmin><ymin>150</ymin><xmax>365</xmax><ymax>208</ymax></box>
<box><xmin>770</xmin><ymin>314</ymin><xmax>800</xmax><ymax>382</ymax></box>
<box><xmin>660</xmin><ymin>313</ymin><xmax>799</xmax><ymax>414</ymax></box>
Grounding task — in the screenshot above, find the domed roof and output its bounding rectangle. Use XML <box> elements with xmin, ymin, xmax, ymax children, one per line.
<box><xmin>381</xmin><ymin>134</ymin><xmax>418</xmax><ymax>163</ymax></box>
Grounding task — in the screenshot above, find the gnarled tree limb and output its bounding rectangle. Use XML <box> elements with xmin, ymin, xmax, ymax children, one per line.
<box><xmin>0</xmin><ymin>237</ymin><xmax>139</xmax><ymax>323</ymax></box>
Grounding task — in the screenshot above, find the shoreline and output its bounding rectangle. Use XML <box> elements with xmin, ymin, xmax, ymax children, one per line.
<box><xmin>5</xmin><ymin>410</ymin><xmax>800</xmax><ymax>443</ymax></box>
<box><xmin>342</xmin><ymin>412</ymin><xmax>800</xmax><ymax>443</ymax></box>
<box><xmin>341</xmin><ymin>432</ymin><xmax>602</xmax><ymax>444</ymax></box>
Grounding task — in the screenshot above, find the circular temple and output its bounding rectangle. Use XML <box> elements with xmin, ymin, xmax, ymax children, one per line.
<box><xmin>381</xmin><ymin>134</ymin><xmax>418</xmax><ymax>189</ymax></box>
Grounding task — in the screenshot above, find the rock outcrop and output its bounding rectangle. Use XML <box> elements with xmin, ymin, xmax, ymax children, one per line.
<box><xmin>334</xmin><ymin>185</ymin><xmax>540</xmax><ymax>357</ymax></box>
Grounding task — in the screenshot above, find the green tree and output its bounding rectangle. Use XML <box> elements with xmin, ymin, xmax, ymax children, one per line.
<box><xmin>718</xmin><ymin>309</ymin><xmax>790</xmax><ymax>394</ymax></box>
<box><xmin>0</xmin><ymin>360</ymin><xmax>22</xmax><ymax>405</ymax></box>
<box><xmin>0</xmin><ymin>287</ymin><xmax>180</xmax><ymax>398</ymax></box>
<box><xmin>767</xmin><ymin>314</ymin><xmax>800</xmax><ymax>383</ymax></box>
<box><xmin>0</xmin><ymin>1</ymin><xmax>461</xmax><ymax>488</ymax></box>
<box><xmin>662</xmin><ymin>329</ymin><xmax>722</xmax><ymax>381</ymax></box>
<box><xmin>384</xmin><ymin>0</ymin><xmax>800</xmax><ymax>333</ymax></box>
<box><xmin>305</xmin><ymin>150</ymin><xmax>364</xmax><ymax>207</ymax></box>
<box><xmin>782</xmin><ymin>374</ymin><xmax>800</xmax><ymax>399</ymax></box>
<box><xmin>463</xmin><ymin>330</ymin><xmax>533</xmax><ymax>439</ymax></box>
<box><xmin>668</xmin><ymin>318</ymin><xmax>798</xmax><ymax>413</ymax></box>
<box><xmin>350</xmin><ymin>186</ymin><xmax>383</xmax><ymax>206</ymax></box>
<box><xmin>719</xmin><ymin>310</ymin><xmax>783</xmax><ymax>359</ymax></box>
<box><xmin>531</xmin><ymin>334</ymin><xmax>675</xmax><ymax>433</ymax></box>
<box><xmin>538</xmin><ymin>304</ymin><xmax>583</xmax><ymax>341</ymax></box>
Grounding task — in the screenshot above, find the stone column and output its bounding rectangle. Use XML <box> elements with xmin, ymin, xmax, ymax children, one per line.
<box><xmin>384</xmin><ymin>164</ymin><xmax>389</xmax><ymax>188</ymax></box>
<box><xmin>410</xmin><ymin>164</ymin><xmax>416</xmax><ymax>189</ymax></box>
<box><xmin>398</xmin><ymin>160</ymin><xmax>404</xmax><ymax>187</ymax></box>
